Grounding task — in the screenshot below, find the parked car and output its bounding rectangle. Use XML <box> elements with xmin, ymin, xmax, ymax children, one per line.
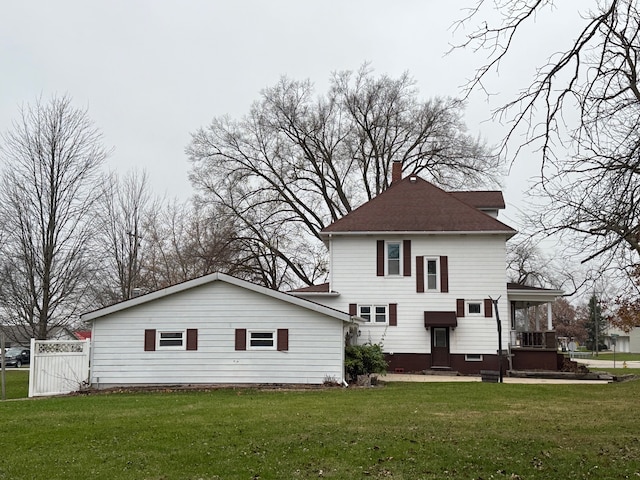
<box><xmin>2</xmin><ymin>347</ymin><xmax>30</xmax><ymax>368</ymax></box>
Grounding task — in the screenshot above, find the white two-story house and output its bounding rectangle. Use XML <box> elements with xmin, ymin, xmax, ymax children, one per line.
<box><xmin>293</xmin><ymin>163</ymin><xmax>563</xmax><ymax>374</ymax></box>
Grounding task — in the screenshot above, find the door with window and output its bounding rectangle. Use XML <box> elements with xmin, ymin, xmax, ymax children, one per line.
<box><xmin>431</xmin><ymin>327</ymin><xmax>450</xmax><ymax>368</ymax></box>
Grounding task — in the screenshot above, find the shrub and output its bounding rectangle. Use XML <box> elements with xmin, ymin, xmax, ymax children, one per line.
<box><xmin>345</xmin><ymin>343</ymin><xmax>388</xmax><ymax>380</ymax></box>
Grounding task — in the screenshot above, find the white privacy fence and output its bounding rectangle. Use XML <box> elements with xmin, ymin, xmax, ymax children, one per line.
<box><xmin>28</xmin><ymin>339</ymin><xmax>90</xmax><ymax>397</ymax></box>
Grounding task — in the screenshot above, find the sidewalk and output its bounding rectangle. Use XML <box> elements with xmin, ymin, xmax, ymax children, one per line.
<box><xmin>573</xmin><ymin>358</ymin><xmax>640</xmax><ymax>369</ymax></box>
<box><xmin>381</xmin><ymin>373</ymin><xmax>610</xmax><ymax>385</ymax></box>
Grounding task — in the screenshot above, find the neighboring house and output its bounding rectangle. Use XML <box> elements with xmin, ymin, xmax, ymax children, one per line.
<box><xmin>604</xmin><ymin>326</ymin><xmax>640</xmax><ymax>353</ymax></box>
<box><xmin>0</xmin><ymin>324</ymin><xmax>75</xmax><ymax>347</ymax></box>
<box><xmin>292</xmin><ymin>162</ymin><xmax>563</xmax><ymax>374</ymax></box>
<box><xmin>73</xmin><ymin>330</ymin><xmax>92</xmax><ymax>341</ymax></box>
<box><xmin>81</xmin><ymin>273</ymin><xmax>355</xmax><ymax>388</ymax></box>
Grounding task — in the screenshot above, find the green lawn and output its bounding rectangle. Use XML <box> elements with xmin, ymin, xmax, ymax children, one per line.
<box><xmin>572</xmin><ymin>351</ymin><xmax>640</xmax><ymax>361</ymax></box>
<box><xmin>590</xmin><ymin>351</ymin><xmax>640</xmax><ymax>361</ymax></box>
<box><xmin>0</xmin><ymin>369</ymin><xmax>29</xmax><ymax>400</ymax></box>
<box><xmin>1</xmin><ymin>380</ymin><xmax>639</xmax><ymax>479</ymax></box>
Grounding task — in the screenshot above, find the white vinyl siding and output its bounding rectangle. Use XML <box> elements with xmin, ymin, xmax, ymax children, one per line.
<box><xmin>326</xmin><ymin>234</ymin><xmax>509</xmax><ymax>355</ymax></box>
<box><xmin>90</xmin><ymin>281</ymin><xmax>345</xmax><ymax>387</ymax></box>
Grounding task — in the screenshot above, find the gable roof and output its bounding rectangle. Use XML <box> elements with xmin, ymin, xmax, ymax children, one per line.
<box><xmin>81</xmin><ymin>272</ymin><xmax>352</xmax><ymax>323</ymax></box>
<box><xmin>321</xmin><ymin>176</ymin><xmax>516</xmax><ymax>236</ymax></box>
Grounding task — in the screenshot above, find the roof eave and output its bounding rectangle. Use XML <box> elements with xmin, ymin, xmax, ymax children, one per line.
<box><xmin>321</xmin><ymin>230</ymin><xmax>517</xmax><ymax>238</ymax></box>
<box><xmin>507</xmin><ymin>289</ymin><xmax>564</xmax><ymax>303</ymax></box>
<box><xmin>289</xmin><ymin>292</ymin><xmax>341</xmax><ymax>297</ymax></box>
<box><xmin>82</xmin><ymin>272</ymin><xmax>352</xmax><ymax>323</ymax></box>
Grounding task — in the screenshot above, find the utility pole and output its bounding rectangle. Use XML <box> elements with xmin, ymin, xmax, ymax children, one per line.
<box><xmin>1</xmin><ymin>331</ymin><xmax>6</xmax><ymax>400</ymax></box>
<box><xmin>594</xmin><ymin>294</ymin><xmax>600</xmax><ymax>357</ymax></box>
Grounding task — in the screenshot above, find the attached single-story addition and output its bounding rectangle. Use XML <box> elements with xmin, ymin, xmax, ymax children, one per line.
<box><xmin>81</xmin><ymin>273</ymin><xmax>357</xmax><ymax>388</ymax></box>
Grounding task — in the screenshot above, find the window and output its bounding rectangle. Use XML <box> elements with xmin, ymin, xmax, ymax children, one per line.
<box><xmin>466</xmin><ymin>300</ymin><xmax>484</xmax><ymax>317</ymax></box>
<box><xmin>249</xmin><ymin>331</ymin><xmax>275</xmax><ymax>349</ymax></box>
<box><xmin>426</xmin><ymin>258</ymin><xmax>438</xmax><ymax>290</ymax></box>
<box><xmin>465</xmin><ymin>354</ymin><xmax>483</xmax><ymax>362</ymax></box>
<box><xmin>358</xmin><ymin>305</ymin><xmax>388</xmax><ymax>324</ymax></box>
<box><xmin>416</xmin><ymin>256</ymin><xmax>448</xmax><ymax>293</ymax></box>
<box><xmin>158</xmin><ymin>331</ymin><xmax>184</xmax><ymax>350</ymax></box>
<box><xmin>145</xmin><ymin>329</ymin><xmax>197</xmax><ymax>351</ymax></box>
<box><xmin>386</xmin><ymin>242</ymin><xmax>401</xmax><ymax>275</ymax></box>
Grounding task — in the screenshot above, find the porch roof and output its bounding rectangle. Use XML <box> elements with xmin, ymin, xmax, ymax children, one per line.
<box><xmin>424</xmin><ymin>311</ymin><xmax>458</xmax><ymax>328</ymax></box>
<box><xmin>507</xmin><ymin>283</ymin><xmax>563</xmax><ymax>307</ymax></box>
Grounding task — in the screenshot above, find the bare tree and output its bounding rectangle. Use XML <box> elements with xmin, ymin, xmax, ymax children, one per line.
<box><xmin>612</xmin><ymin>265</ymin><xmax>640</xmax><ymax>332</ymax></box>
<box><xmin>507</xmin><ymin>239</ymin><xmax>555</xmax><ymax>287</ymax></box>
<box><xmin>143</xmin><ymin>200</ymin><xmax>240</xmax><ymax>290</ymax></box>
<box><xmin>0</xmin><ymin>95</ymin><xmax>108</xmax><ymax>339</ymax></box>
<box><xmin>93</xmin><ymin>170</ymin><xmax>153</xmax><ymax>305</ymax></box>
<box><xmin>456</xmin><ymin>1</ymin><xmax>640</xmax><ymax>270</ymax></box>
<box><xmin>187</xmin><ymin>65</ymin><xmax>500</xmax><ymax>288</ymax></box>
<box><xmin>506</xmin><ymin>234</ymin><xmax>594</xmax><ymax>297</ymax></box>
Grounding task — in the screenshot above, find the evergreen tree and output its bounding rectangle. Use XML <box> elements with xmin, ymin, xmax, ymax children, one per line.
<box><xmin>584</xmin><ymin>295</ymin><xmax>607</xmax><ymax>354</ymax></box>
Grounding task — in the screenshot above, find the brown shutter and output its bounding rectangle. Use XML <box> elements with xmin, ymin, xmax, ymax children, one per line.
<box><xmin>440</xmin><ymin>256</ymin><xmax>449</xmax><ymax>293</ymax></box>
<box><xmin>416</xmin><ymin>256</ymin><xmax>424</xmax><ymax>293</ymax></box>
<box><xmin>389</xmin><ymin>303</ymin><xmax>398</xmax><ymax>326</ymax></box>
<box><xmin>485</xmin><ymin>299</ymin><xmax>493</xmax><ymax>318</ymax></box>
<box><xmin>186</xmin><ymin>329</ymin><xmax>198</xmax><ymax>350</ymax></box>
<box><xmin>376</xmin><ymin>240</ymin><xmax>384</xmax><ymax>276</ymax></box>
<box><xmin>403</xmin><ymin>240</ymin><xmax>411</xmax><ymax>277</ymax></box>
<box><xmin>349</xmin><ymin>303</ymin><xmax>357</xmax><ymax>316</ymax></box>
<box><xmin>144</xmin><ymin>329</ymin><xmax>156</xmax><ymax>351</ymax></box>
<box><xmin>235</xmin><ymin>329</ymin><xmax>247</xmax><ymax>351</ymax></box>
<box><xmin>456</xmin><ymin>299</ymin><xmax>465</xmax><ymax>317</ymax></box>
<box><xmin>277</xmin><ymin>329</ymin><xmax>289</xmax><ymax>351</ymax></box>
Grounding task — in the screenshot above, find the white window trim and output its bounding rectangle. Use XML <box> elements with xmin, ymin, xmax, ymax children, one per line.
<box><xmin>358</xmin><ymin>305</ymin><xmax>389</xmax><ymax>324</ymax></box>
<box><xmin>248</xmin><ymin>330</ymin><xmax>276</xmax><ymax>350</ymax></box>
<box><xmin>424</xmin><ymin>257</ymin><xmax>439</xmax><ymax>291</ymax></box>
<box><xmin>466</xmin><ymin>300</ymin><xmax>484</xmax><ymax>317</ymax></box>
<box><xmin>385</xmin><ymin>241</ymin><xmax>402</xmax><ymax>276</ymax></box>
<box><xmin>157</xmin><ymin>330</ymin><xmax>186</xmax><ymax>350</ymax></box>
<box><xmin>465</xmin><ymin>354</ymin><xmax>484</xmax><ymax>362</ymax></box>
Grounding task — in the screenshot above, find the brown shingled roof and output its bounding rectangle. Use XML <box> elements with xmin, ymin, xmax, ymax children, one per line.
<box><xmin>290</xmin><ymin>282</ymin><xmax>330</xmax><ymax>293</ymax></box>
<box><xmin>321</xmin><ymin>176</ymin><xmax>516</xmax><ymax>235</ymax></box>
<box><xmin>449</xmin><ymin>191</ymin><xmax>506</xmax><ymax>209</ymax></box>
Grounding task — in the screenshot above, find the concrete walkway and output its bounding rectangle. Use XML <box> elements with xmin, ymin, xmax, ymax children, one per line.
<box><xmin>573</xmin><ymin>358</ymin><xmax>640</xmax><ymax>369</ymax></box>
<box><xmin>381</xmin><ymin>373</ymin><xmax>610</xmax><ymax>385</ymax></box>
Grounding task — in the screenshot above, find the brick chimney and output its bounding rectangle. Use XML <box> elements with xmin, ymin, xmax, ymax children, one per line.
<box><xmin>391</xmin><ymin>161</ymin><xmax>403</xmax><ymax>185</ymax></box>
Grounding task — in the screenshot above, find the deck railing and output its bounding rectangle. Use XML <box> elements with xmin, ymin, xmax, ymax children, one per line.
<box><xmin>511</xmin><ymin>331</ymin><xmax>556</xmax><ymax>349</ymax></box>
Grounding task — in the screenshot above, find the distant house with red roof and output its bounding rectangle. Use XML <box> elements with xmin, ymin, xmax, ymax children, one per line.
<box><xmin>292</xmin><ymin>162</ymin><xmax>563</xmax><ymax>374</ymax></box>
<box><xmin>73</xmin><ymin>330</ymin><xmax>92</xmax><ymax>341</ymax></box>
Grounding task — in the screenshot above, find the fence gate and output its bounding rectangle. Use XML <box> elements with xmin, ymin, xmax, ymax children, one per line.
<box><xmin>28</xmin><ymin>339</ymin><xmax>90</xmax><ymax>397</ymax></box>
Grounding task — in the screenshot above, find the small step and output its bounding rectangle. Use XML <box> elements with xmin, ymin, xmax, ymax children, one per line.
<box><xmin>424</xmin><ymin>368</ymin><xmax>459</xmax><ymax>376</ymax></box>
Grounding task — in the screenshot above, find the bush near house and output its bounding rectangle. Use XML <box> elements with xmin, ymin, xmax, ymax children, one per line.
<box><xmin>345</xmin><ymin>343</ymin><xmax>388</xmax><ymax>381</ymax></box>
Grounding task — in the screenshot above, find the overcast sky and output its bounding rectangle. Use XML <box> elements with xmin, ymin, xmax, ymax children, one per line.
<box><xmin>0</xmin><ymin>1</ymin><xmax>581</xmax><ymax>231</ymax></box>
